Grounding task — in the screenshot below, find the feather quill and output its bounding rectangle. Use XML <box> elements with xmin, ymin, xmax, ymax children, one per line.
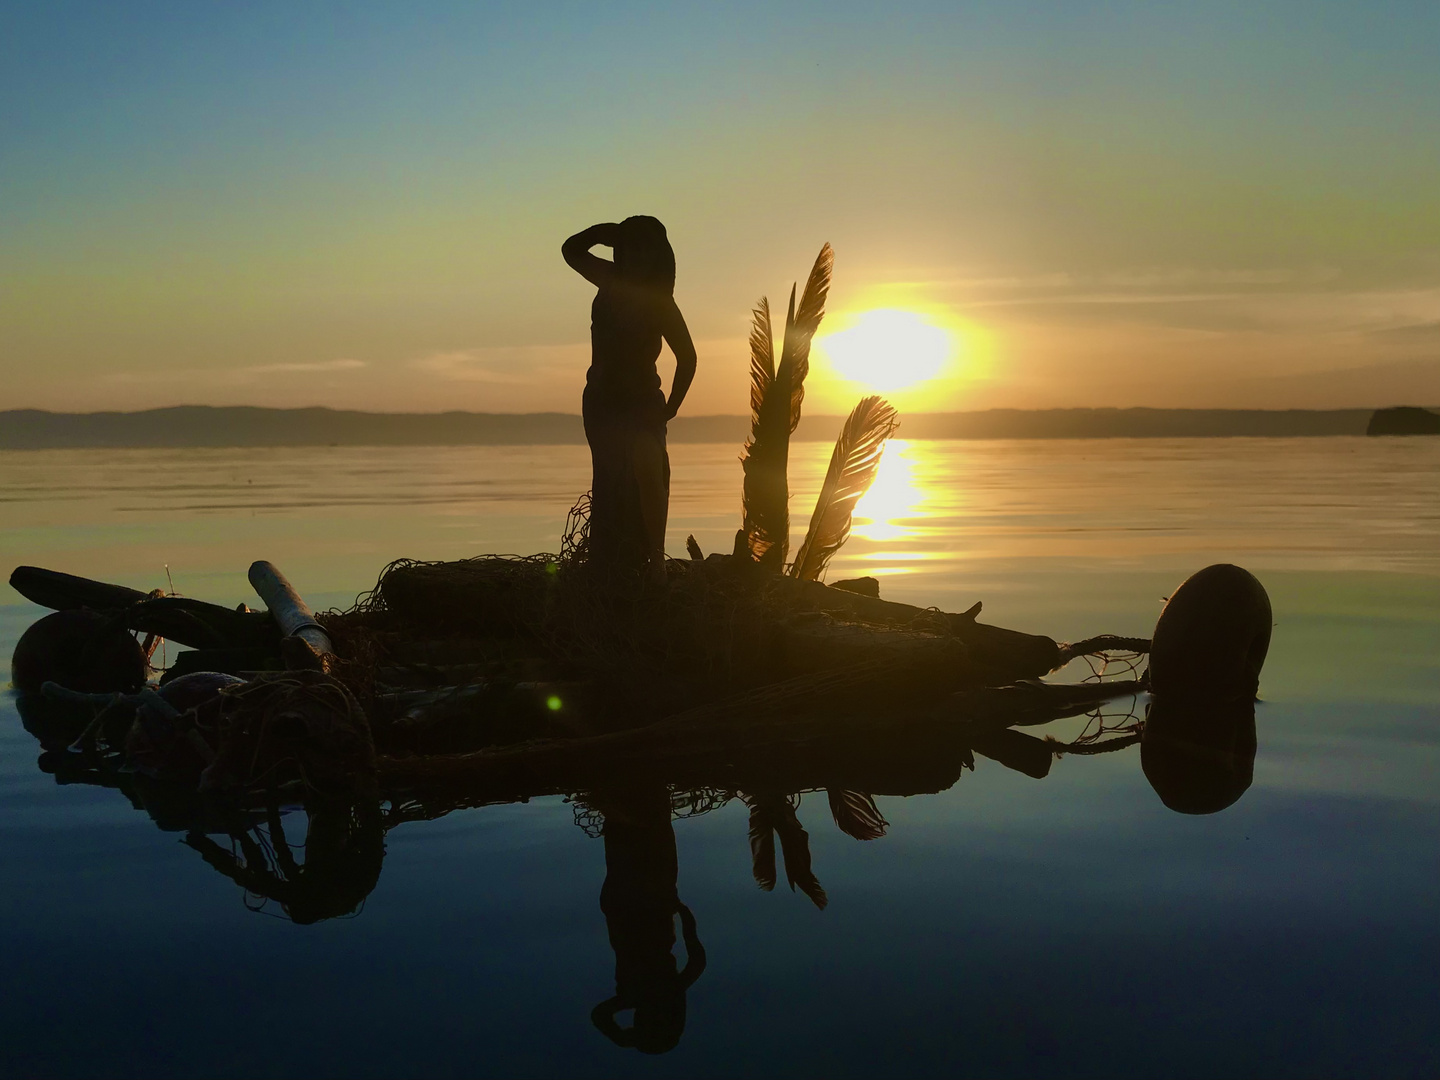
<box><xmin>826</xmin><ymin>789</ymin><xmax>889</xmax><ymax>841</ymax></box>
<box><xmin>789</xmin><ymin>395</ymin><xmax>899</xmax><ymax>581</ymax></box>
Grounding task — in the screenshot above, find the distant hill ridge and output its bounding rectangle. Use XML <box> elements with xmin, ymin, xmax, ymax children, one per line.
<box><xmin>0</xmin><ymin>405</ymin><xmax>1397</xmax><ymax>448</ymax></box>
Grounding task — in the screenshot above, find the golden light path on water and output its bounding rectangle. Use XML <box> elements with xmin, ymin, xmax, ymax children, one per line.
<box><xmin>850</xmin><ymin>438</ymin><xmax>929</xmax><ymax>551</ymax></box>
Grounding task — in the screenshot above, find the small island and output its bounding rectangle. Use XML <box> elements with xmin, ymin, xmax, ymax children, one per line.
<box><xmin>1366</xmin><ymin>406</ymin><xmax>1440</xmax><ymax>436</ymax></box>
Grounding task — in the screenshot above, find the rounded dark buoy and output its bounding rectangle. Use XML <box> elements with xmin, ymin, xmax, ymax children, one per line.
<box><xmin>1149</xmin><ymin>564</ymin><xmax>1271</xmax><ymax>702</ymax></box>
<box><xmin>158</xmin><ymin>671</ymin><xmax>244</xmax><ymax>712</ymax></box>
<box><xmin>11</xmin><ymin>610</ymin><xmax>147</xmax><ymax>694</ymax></box>
<box><xmin>1141</xmin><ymin>696</ymin><xmax>1257</xmax><ymax>815</ymax></box>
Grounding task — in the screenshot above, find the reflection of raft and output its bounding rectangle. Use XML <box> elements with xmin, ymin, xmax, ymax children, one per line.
<box><xmin>10</xmin><ymin>555</ymin><xmax>1269</xmax><ymax>933</ymax></box>
<box><xmin>10</xmin><ymin>551</ymin><xmax>1154</xmax><ymax>928</ymax></box>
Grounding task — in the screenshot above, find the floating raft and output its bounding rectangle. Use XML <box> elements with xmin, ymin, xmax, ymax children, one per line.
<box><xmin>9</xmin><ymin>555</ymin><xmax>1152</xmax><ymax>804</ymax></box>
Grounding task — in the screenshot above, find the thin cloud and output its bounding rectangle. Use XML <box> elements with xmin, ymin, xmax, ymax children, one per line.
<box><xmin>888</xmin><ymin>265</ymin><xmax>1339</xmax><ymax>293</ymax></box>
<box><xmin>244</xmin><ymin>359</ymin><xmax>366</xmax><ymax>374</ymax></box>
<box><xmin>103</xmin><ymin>358</ymin><xmax>367</xmax><ymax>386</ymax></box>
<box><xmin>1367</xmin><ymin>319</ymin><xmax>1440</xmax><ymax>343</ymax></box>
<box><xmin>410</xmin><ymin>345</ymin><xmax>587</xmax><ymax>383</ymax></box>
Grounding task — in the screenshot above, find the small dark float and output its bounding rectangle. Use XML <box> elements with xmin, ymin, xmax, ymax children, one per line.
<box><xmin>12</xmin><ymin>609</ymin><xmax>148</xmax><ymax>694</ymax></box>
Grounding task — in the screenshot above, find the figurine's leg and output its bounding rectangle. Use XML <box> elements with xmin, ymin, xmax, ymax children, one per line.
<box><xmin>584</xmin><ymin>409</ymin><xmax>624</xmax><ymax>570</ymax></box>
<box><xmin>631</xmin><ymin>426</ymin><xmax>670</xmax><ymax>581</ymax></box>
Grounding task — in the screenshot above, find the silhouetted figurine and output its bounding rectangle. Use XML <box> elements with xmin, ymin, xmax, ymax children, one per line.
<box><xmin>1141</xmin><ymin>696</ymin><xmax>1257</xmax><ymax>814</ymax></box>
<box><xmin>563</xmin><ymin>217</ymin><xmax>697</xmax><ymax>579</ymax></box>
<box><xmin>589</xmin><ymin>786</ymin><xmax>705</xmax><ymax>1054</ymax></box>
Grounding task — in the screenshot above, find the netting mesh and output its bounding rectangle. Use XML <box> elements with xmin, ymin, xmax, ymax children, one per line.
<box><xmin>560</xmin><ymin>491</ymin><xmax>592</xmax><ymax>566</ymax></box>
<box><xmin>321</xmin><ymin>539</ymin><xmax>922</xmax><ymax>722</ymax></box>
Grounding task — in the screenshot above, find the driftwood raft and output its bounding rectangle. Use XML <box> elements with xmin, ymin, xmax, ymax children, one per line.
<box><xmin>10</xmin><ymin>553</ymin><xmax>1151</xmax><ymax>798</ymax></box>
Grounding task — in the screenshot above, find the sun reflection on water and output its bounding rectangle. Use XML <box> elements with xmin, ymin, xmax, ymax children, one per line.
<box><xmin>851</xmin><ymin>439</ymin><xmax>927</xmax><ymax>545</ymax></box>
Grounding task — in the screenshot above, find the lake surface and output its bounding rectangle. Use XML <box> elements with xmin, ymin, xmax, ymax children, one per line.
<box><xmin>2</xmin><ymin>437</ymin><xmax>1437</xmax><ymax>1078</ymax></box>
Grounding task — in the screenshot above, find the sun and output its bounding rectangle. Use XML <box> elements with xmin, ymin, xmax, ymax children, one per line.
<box><xmin>815</xmin><ymin>308</ymin><xmax>953</xmax><ymax>393</ymax></box>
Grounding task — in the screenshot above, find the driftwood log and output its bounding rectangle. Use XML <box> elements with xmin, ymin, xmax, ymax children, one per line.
<box><xmin>368</xmin><ymin>554</ymin><xmax>1074</xmax><ymax>703</ymax></box>
<box><xmin>377</xmin><ymin>666</ymin><xmax>1143</xmax><ymax>797</ymax></box>
<box><xmin>10</xmin><ymin>565</ymin><xmax>277</xmax><ymax>650</ymax></box>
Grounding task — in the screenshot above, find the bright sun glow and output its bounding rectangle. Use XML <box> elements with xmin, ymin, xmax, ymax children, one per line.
<box><xmin>817</xmin><ymin>308</ymin><xmax>953</xmax><ymax>393</ymax></box>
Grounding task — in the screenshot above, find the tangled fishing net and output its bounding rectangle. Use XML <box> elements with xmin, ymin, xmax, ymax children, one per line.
<box><xmin>204</xmin><ymin>671</ymin><xmax>376</xmax><ymax>795</ymax></box>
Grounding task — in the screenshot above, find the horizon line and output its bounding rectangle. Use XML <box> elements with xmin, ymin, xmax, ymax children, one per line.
<box><xmin>3</xmin><ymin>404</ymin><xmax>1427</xmax><ymax>418</ymax></box>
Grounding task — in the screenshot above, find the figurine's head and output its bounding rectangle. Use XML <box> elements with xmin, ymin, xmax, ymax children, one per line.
<box><xmin>613</xmin><ymin>215</ymin><xmax>675</xmax><ymax>294</ymax></box>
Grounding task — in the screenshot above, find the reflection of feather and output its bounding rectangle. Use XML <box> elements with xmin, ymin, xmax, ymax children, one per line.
<box><xmin>745</xmin><ymin>793</ymin><xmax>827</xmax><ymax>908</ymax></box>
<box><xmin>747</xmin><ymin>799</ymin><xmax>777</xmax><ymax>891</ymax></box>
<box><xmin>774</xmin><ymin>807</ymin><xmax>828</xmax><ymax>910</ymax></box>
<box><xmin>790</xmin><ymin>396</ymin><xmax>898</xmax><ymax>581</ymax></box>
<box><xmin>826</xmin><ymin>789</ymin><xmax>889</xmax><ymax>841</ymax></box>
<box><xmin>740</xmin><ymin>245</ymin><xmax>833</xmax><ymax>569</ymax></box>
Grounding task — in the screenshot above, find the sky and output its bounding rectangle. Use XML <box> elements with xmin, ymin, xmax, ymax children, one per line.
<box><xmin>3</xmin><ymin>0</ymin><xmax>1440</xmax><ymax>415</ymax></box>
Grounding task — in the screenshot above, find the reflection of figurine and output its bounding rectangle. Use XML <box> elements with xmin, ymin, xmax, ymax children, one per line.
<box><xmin>588</xmin><ymin>786</ymin><xmax>705</xmax><ymax>1054</ymax></box>
<box><xmin>1141</xmin><ymin>697</ymin><xmax>1257</xmax><ymax>815</ymax></box>
<box><xmin>563</xmin><ymin>217</ymin><xmax>697</xmax><ymax>577</ymax></box>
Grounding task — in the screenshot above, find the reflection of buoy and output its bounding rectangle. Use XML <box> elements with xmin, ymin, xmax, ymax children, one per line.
<box><xmin>1149</xmin><ymin>564</ymin><xmax>1271</xmax><ymax>702</ymax></box>
<box><xmin>11</xmin><ymin>610</ymin><xmax>147</xmax><ymax>694</ymax></box>
<box><xmin>1141</xmin><ymin>696</ymin><xmax>1256</xmax><ymax>815</ymax></box>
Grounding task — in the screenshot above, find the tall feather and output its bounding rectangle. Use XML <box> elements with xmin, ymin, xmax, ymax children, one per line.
<box><xmin>738</xmin><ymin>244</ymin><xmax>834</xmax><ymax>568</ymax></box>
<box><xmin>826</xmin><ymin>789</ymin><xmax>889</xmax><ymax>841</ymax></box>
<box><xmin>778</xmin><ymin>244</ymin><xmax>833</xmax><ymax>433</ymax></box>
<box><xmin>789</xmin><ymin>395</ymin><xmax>899</xmax><ymax>581</ymax></box>
<box><xmin>748</xmin><ymin>298</ymin><xmax>773</xmax><ymax>429</ymax></box>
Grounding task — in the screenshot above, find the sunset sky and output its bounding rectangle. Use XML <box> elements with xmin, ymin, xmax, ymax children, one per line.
<box><xmin>5</xmin><ymin>1</ymin><xmax>1440</xmax><ymax>415</ymax></box>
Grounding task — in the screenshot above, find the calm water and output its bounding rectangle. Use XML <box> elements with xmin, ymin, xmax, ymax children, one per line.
<box><xmin>2</xmin><ymin>437</ymin><xmax>1437</xmax><ymax>1078</ymax></box>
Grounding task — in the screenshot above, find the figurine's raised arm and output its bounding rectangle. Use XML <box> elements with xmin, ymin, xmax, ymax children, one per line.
<box><xmin>563</xmin><ymin>223</ymin><xmax>621</xmax><ymax>286</ymax></box>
